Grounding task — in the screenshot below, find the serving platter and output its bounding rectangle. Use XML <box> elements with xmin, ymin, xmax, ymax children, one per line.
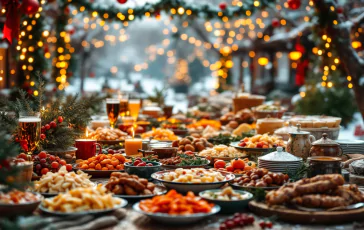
<box><xmin>0</xmin><ymin>193</ymin><xmax>42</xmax><ymax>217</ymax></box>
<box><xmin>74</xmin><ymin>168</ymin><xmax>125</xmax><ymax>178</ymax></box>
<box><xmin>151</xmin><ymin>170</ymin><xmax>235</xmax><ymax>194</ymax></box>
<box><xmin>113</xmin><ymin>185</ymin><xmax>167</xmax><ymax>200</ymax></box>
<box><xmin>249</xmin><ymin>200</ymin><xmax>364</xmax><ymax>224</ymax></box>
<box><xmin>133</xmin><ymin>202</ymin><xmax>220</xmax><ymax>224</ymax></box>
<box><xmin>230</xmin><ymin>142</ymin><xmax>275</xmax><ymax>153</ymax></box>
<box><xmin>39</xmin><ymin>197</ymin><xmax>128</xmax><ymax>216</ymax></box>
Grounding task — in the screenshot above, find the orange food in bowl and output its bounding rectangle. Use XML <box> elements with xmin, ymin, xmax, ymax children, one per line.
<box><xmin>231</xmin><ymin>159</ymin><xmax>245</xmax><ymax>169</ymax></box>
<box><xmin>76</xmin><ymin>153</ymin><xmax>127</xmax><ymax>171</ymax></box>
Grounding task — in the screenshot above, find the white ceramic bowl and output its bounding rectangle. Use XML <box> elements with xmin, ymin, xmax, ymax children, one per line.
<box><xmin>133</xmin><ymin>202</ymin><xmax>220</xmax><ymax>224</ymax></box>
<box><xmin>151</xmin><ymin>170</ymin><xmax>235</xmax><ymax>194</ymax></box>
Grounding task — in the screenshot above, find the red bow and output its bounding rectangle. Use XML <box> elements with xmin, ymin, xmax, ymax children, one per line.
<box><xmin>2</xmin><ymin>0</ymin><xmax>20</xmax><ymax>44</ymax></box>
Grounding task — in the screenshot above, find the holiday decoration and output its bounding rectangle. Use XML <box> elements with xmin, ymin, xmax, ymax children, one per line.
<box><xmin>20</xmin><ymin>0</ymin><xmax>40</xmax><ymax>15</ymax></box>
<box><xmin>287</xmin><ymin>0</ymin><xmax>301</xmax><ymax>10</ymax></box>
<box><xmin>272</xmin><ymin>18</ymin><xmax>280</xmax><ymax>27</ymax></box>
<box><xmin>219</xmin><ymin>2</ymin><xmax>227</xmax><ymax>11</ymax></box>
<box><xmin>336</xmin><ymin>6</ymin><xmax>343</xmax><ymax>14</ymax></box>
<box><xmin>2</xmin><ymin>0</ymin><xmax>20</xmax><ymax>44</ymax></box>
<box><xmin>117</xmin><ymin>0</ymin><xmax>127</xmax><ymax>4</ymax></box>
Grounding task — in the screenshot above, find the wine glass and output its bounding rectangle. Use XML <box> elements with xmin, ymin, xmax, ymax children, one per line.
<box><xmin>18</xmin><ymin>112</ymin><xmax>41</xmax><ymax>155</ymax></box>
<box><xmin>106</xmin><ymin>98</ymin><xmax>120</xmax><ymax>129</ymax></box>
<box><xmin>118</xmin><ymin>92</ymin><xmax>129</xmax><ymax>118</ymax></box>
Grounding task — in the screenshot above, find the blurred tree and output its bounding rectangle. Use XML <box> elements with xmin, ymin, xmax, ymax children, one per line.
<box><xmin>188</xmin><ymin>58</ymin><xmax>209</xmax><ymax>84</ymax></box>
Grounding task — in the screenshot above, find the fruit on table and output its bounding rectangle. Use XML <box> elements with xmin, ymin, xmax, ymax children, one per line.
<box><xmin>232</xmin><ymin>168</ymin><xmax>289</xmax><ymax>187</ymax></box>
<box><xmin>214</xmin><ymin>160</ymin><xmax>226</xmax><ymax>169</ymax></box>
<box><xmin>172</xmin><ymin>136</ymin><xmax>213</xmax><ymax>152</ymax></box>
<box><xmin>141</xmin><ymin>128</ymin><xmax>178</xmax><ymax>141</ymax></box>
<box><xmin>215</xmin><ymin>158</ymin><xmax>256</xmax><ymax>175</ymax></box>
<box><xmin>219</xmin><ymin>213</ymin><xmax>255</xmax><ymax>230</ymax></box>
<box><xmin>132</xmin><ymin>158</ymin><xmax>154</xmax><ymax>167</ymax></box>
<box><xmin>105</xmin><ymin>172</ymin><xmax>158</xmax><ymax>195</ymax></box>
<box><xmin>30</xmin><ymin>151</ymin><xmax>72</xmax><ymax>176</ymax></box>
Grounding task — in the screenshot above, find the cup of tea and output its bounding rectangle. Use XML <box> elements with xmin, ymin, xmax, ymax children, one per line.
<box><xmin>75</xmin><ymin>139</ymin><xmax>102</xmax><ymax>160</ymax></box>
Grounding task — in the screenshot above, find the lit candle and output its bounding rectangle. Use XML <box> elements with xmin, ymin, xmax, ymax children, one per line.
<box><xmin>125</xmin><ymin>127</ymin><xmax>142</xmax><ymax>156</ymax></box>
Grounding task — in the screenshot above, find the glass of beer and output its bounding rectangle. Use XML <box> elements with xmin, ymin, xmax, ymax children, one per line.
<box><xmin>128</xmin><ymin>99</ymin><xmax>140</xmax><ymax>122</ymax></box>
<box><xmin>118</xmin><ymin>92</ymin><xmax>129</xmax><ymax>118</ymax></box>
<box><xmin>18</xmin><ymin>112</ymin><xmax>41</xmax><ymax>155</ymax></box>
<box><xmin>106</xmin><ymin>98</ymin><xmax>120</xmax><ymax>129</ymax></box>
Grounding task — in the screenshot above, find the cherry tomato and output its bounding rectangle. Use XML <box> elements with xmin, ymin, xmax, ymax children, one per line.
<box><xmin>41</xmin><ymin>168</ymin><xmax>49</xmax><ymax>175</ymax></box>
<box><xmin>65</xmin><ymin>164</ymin><xmax>72</xmax><ymax>171</ymax></box>
<box><xmin>59</xmin><ymin>159</ymin><xmax>67</xmax><ymax>166</ymax></box>
<box><xmin>58</xmin><ymin>116</ymin><xmax>64</xmax><ymax>123</ymax></box>
<box><xmin>18</xmin><ymin>153</ymin><xmax>28</xmax><ymax>161</ymax></box>
<box><xmin>45</xmin><ymin>124</ymin><xmax>50</xmax><ymax>130</ymax></box>
<box><xmin>225</xmin><ymin>220</ymin><xmax>235</xmax><ymax>228</ymax></box>
<box><xmin>246</xmin><ymin>215</ymin><xmax>255</xmax><ymax>224</ymax></box>
<box><xmin>184</xmin><ymin>151</ymin><xmax>193</xmax><ymax>155</ymax></box>
<box><xmin>49</xmin><ymin>155</ymin><xmax>55</xmax><ymax>161</ymax></box>
<box><xmin>214</xmin><ymin>160</ymin><xmax>226</xmax><ymax>169</ymax></box>
<box><xmin>146</xmin><ymin>163</ymin><xmax>153</xmax><ymax>166</ymax></box>
<box><xmin>226</xmin><ymin>165</ymin><xmax>234</xmax><ymax>172</ymax></box>
<box><xmin>40</xmin><ymin>134</ymin><xmax>46</xmax><ymax>140</ymax></box>
<box><xmin>51</xmin><ymin>161</ymin><xmax>59</xmax><ymax>169</ymax></box>
<box><xmin>38</xmin><ymin>151</ymin><xmax>47</xmax><ymax>159</ymax></box>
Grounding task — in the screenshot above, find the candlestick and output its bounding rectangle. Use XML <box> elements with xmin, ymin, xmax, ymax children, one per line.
<box><xmin>125</xmin><ymin>138</ymin><xmax>142</xmax><ymax>156</ymax></box>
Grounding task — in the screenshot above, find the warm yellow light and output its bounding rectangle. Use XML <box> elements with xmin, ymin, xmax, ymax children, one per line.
<box><xmin>45</xmin><ymin>52</ymin><xmax>51</xmax><ymax>59</ymax></box>
<box><xmin>20</xmin><ymin>55</ymin><xmax>25</xmax><ymax>60</ymax></box>
<box><xmin>110</xmin><ymin>66</ymin><xmax>118</xmax><ymax>74</ymax></box>
<box><xmin>352</xmin><ymin>41</ymin><xmax>362</xmax><ymax>49</ymax></box>
<box><xmin>37</xmin><ymin>41</ymin><xmax>43</xmax><ymax>47</ymax></box>
<box><xmin>30</xmin><ymin>81</ymin><xmax>35</xmax><ymax>86</ymax></box>
<box><xmin>322</xmin><ymin>76</ymin><xmax>327</xmax><ymax>81</ymax></box>
<box><xmin>300</xmin><ymin>92</ymin><xmax>306</xmax><ymax>97</ymax></box>
<box><xmin>42</xmin><ymin>30</ymin><xmax>49</xmax><ymax>37</ymax></box>
<box><xmin>33</xmin><ymin>90</ymin><xmax>38</xmax><ymax>96</ymax></box>
<box><xmin>170</xmin><ymin>8</ymin><xmax>176</xmax><ymax>14</ymax></box>
<box><xmin>258</xmin><ymin>57</ymin><xmax>269</xmax><ymax>66</ymax></box>
<box><xmin>327</xmin><ymin>82</ymin><xmax>333</xmax><ymax>88</ymax></box>
<box><xmin>322</xmin><ymin>35</ymin><xmax>327</xmax><ymax>40</ymax></box>
<box><xmin>28</xmin><ymin>57</ymin><xmax>34</xmax><ymax>63</ymax></box>
<box><xmin>334</xmin><ymin>58</ymin><xmax>339</xmax><ymax>64</ymax></box>
<box><xmin>289</xmin><ymin>51</ymin><xmax>302</xmax><ymax>61</ymax></box>
<box><xmin>317</xmin><ymin>50</ymin><xmax>323</xmax><ymax>55</ymax></box>
<box><xmin>249</xmin><ymin>51</ymin><xmax>255</xmax><ymax>58</ymax></box>
<box><xmin>225</xmin><ymin>60</ymin><xmax>234</xmax><ymax>68</ymax></box>
<box><xmin>57</xmin><ymin>47</ymin><xmax>64</xmax><ymax>53</ymax></box>
<box><xmin>92</xmin><ymin>11</ymin><xmax>98</xmax><ymax>17</ymax></box>
<box><xmin>177</xmin><ymin>7</ymin><xmax>185</xmax><ymax>14</ymax></box>
<box><xmin>321</xmin><ymin>82</ymin><xmax>326</xmax><ymax>87</ymax></box>
<box><xmin>348</xmin><ymin>83</ymin><xmax>353</xmax><ymax>88</ymax></box>
<box><xmin>347</xmin><ymin>76</ymin><xmax>352</xmax><ymax>81</ymax></box>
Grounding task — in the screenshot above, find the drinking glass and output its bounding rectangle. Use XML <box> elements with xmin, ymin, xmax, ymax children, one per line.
<box><xmin>106</xmin><ymin>98</ymin><xmax>120</xmax><ymax>129</ymax></box>
<box><xmin>128</xmin><ymin>99</ymin><xmax>140</xmax><ymax>122</ymax></box>
<box><xmin>118</xmin><ymin>92</ymin><xmax>129</xmax><ymax>118</ymax></box>
<box><xmin>18</xmin><ymin>112</ymin><xmax>41</xmax><ymax>155</ymax></box>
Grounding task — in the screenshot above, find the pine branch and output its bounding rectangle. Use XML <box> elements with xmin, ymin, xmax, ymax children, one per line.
<box><xmin>34</xmin><ymin>73</ymin><xmax>46</xmax><ymax>112</ymax></box>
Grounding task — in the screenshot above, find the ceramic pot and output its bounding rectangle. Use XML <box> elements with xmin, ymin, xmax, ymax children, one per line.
<box><xmin>286</xmin><ymin>124</ymin><xmax>315</xmax><ymax>159</ymax></box>
<box><xmin>307</xmin><ymin>156</ymin><xmax>342</xmax><ymax>178</ymax></box>
<box><xmin>309</xmin><ymin>133</ymin><xmax>343</xmax><ymax>157</ymax></box>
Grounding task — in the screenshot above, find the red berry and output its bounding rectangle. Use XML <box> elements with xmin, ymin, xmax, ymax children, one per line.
<box><xmin>246</xmin><ymin>215</ymin><xmax>255</xmax><ymax>224</ymax></box>
<box><xmin>147</xmin><ymin>163</ymin><xmax>153</xmax><ymax>166</ymax></box>
<box><xmin>35</xmin><ymin>164</ymin><xmax>41</xmax><ymax>170</ymax></box>
<box><xmin>219</xmin><ymin>224</ymin><xmax>227</xmax><ymax>230</ymax></box>
<box><xmin>337</xmin><ymin>6</ymin><xmax>343</xmax><ymax>14</ymax></box>
<box><xmin>287</xmin><ymin>0</ymin><xmax>301</xmax><ymax>10</ymax></box>
<box><xmin>233</xmin><ymin>217</ymin><xmax>241</xmax><ymax>225</ymax></box>
<box><xmin>45</xmin><ymin>124</ymin><xmax>50</xmax><ymax>130</ymax></box>
<box><xmin>259</xmin><ymin>221</ymin><xmax>266</xmax><ymax>228</ymax></box>
<box><xmin>239</xmin><ymin>142</ymin><xmax>246</xmax><ymax>147</ymax></box>
<box><xmin>272</xmin><ymin>18</ymin><xmax>280</xmax><ymax>27</ymax></box>
<box><xmin>51</xmin><ymin>161</ymin><xmax>59</xmax><ymax>169</ymax></box>
<box><xmin>41</xmin><ymin>126</ymin><xmax>45</xmax><ymax>133</ymax></box>
<box><xmin>15</xmin><ymin>137</ymin><xmax>19</xmax><ymax>142</ymax></box>
<box><xmin>225</xmin><ymin>220</ymin><xmax>235</xmax><ymax>228</ymax></box>
<box><xmin>59</xmin><ymin>159</ymin><xmax>67</xmax><ymax>166</ymax></box>
<box><xmin>55</xmin><ymin>156</ymin><xmax>60</xmax><ymax>161</ymax></box>
<box><xmin>133</xmin><ymin>160</ymin><xmax>141</xmax><ymax>166</ymax></box>
<box><xmin>219</xmin><ymin>2</ymin><xmax>227</xmax><ymax>10</ymax></box>
<box><xmin>137</xmin><ymin>162</ymin><xmax>146</xmax><ymax>167</ymax></box>
<box><xmin>265</xmin><ymin>221</ymin><xmax>273</xmax><ymax>228</ymax></box>
<box><xmin>41</xmin><ymin>168</ymin><xmax>49</xmax><ymax>175</ymax></box>
<box><xmin>256</xmin><ymin>143</ymin><xmax>263</xmax><ymax>148</ymax></box>
<box><xmin>117</xmin><ymin>0</ymin><xmax>127</xmax><ymax>3</ymax></box>
<box><xmin>18</xmin><ymin>153</ymin><xmax>28</xmax><ymax>161</ymax></box>
<box><xmin>38</xmin><ymin>151</ymin><xmax>47</xmax><ymax>159</ymax></box>
<box><xmin>49</xmin><ymin>155</ymin><xmax>55</xmax><ymax>161</ymax></box>
<box><xmin>108</xmin><ymin>149</ymin><xmax>115</xmax><ymax>154</ymax></box>
<box><xmin>50</xmin><ymin>121</ymin><xmax>57</xmax><ymax>128</ymax></box>
<box><xmin>239</xmin><ymin>220</ymin><xmax>246</xmax><ymax>226</ymax></box>
<box><xmin>40</xmin><ymin>134</ymin><xmax>46</xmax><ymax>140</ymax></box>
<box><xmin>58</xmin><ymin>116</ymin><xmax>64</xmax><ymax>123</ymax></box>
<box><xmin>66</xmin><ymin>164</ymin><xmax>72</xmax><ymax>171</ymax></box>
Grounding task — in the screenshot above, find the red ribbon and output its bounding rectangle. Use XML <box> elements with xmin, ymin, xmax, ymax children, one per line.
<box><xmin>2</xmin><ymin>0</ymin><xmax>20</xmax><ymax>44</ymax></box>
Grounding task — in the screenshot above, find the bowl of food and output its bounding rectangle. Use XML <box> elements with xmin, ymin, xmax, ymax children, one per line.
<box><xmin>253</xmin><ymin>105</ymin><xmax>286</xmax><ymax>119</ymax></box>
<box><xmin>124</xmin><ymin>160</ymin><xmax>162</xmax><ymax>180</ymax></box>
<box><xmin>150</xmin><ymin>147</ymin><xmax>178</xmax><ymax>159</ymax></box>
<box><xmin>0</xmin><ymin>190</ymin><xmax>42</xmax><ymax>217</ymax></box>
<box><xmin>133</xmin><ymin>190</ymin><xmax>220</xmax><ymax>224</ymax></box>
<box><xmin>151</xmin><ymin>168</ymin><xmax>235</xmax><ymax>194</ymax></box>
<box><xmin>199</xmin><ymin>187</ymin><xmax>253</xmax><ymax>213</ymax></box>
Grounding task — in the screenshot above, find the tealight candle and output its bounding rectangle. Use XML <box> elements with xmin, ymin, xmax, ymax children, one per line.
<box><xmin>125</xmin><ymin>127</ymin><xmax>142</xmax><ymax>156</ymax></box>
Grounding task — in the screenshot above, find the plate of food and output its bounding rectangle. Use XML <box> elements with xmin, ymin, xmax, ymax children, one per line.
<box><xmin>171</xmin><ymin>136</ymin><xmax>214</xmax><ymax>153</ymax></box>
<box><xmin>105</xmin><ymin>172</ymin><xmax>167</xmax><ymax>199</ymax></box>
<box><xmin>250</xmin><ymin>174</ymin><xmax>364</xmax><ymax>224</ymax></box>
<box><xmin>151</xmin><ymin>168</ymin><xmax>235</xmax><ymax>194</ymax></box>
<box><xmin>74</xmin><ymin>153</ymin><xmax>127</xmax><ymax>177</ymax></box>
<box><xmin>230</xmin><ymin>134</ymin><xmax>286</xmax><ymax>152</ymax></box>
<box><xmin>39</xmin><ymin>185</ymin><xmax>128</xmax><ymax>216</ymax></box>
<box><xmin>198</xmin><ymin>144</ymin><xmax>246</xmax><ymax>162</ymax></box>
<box><xmin>133</xmin><ymin>190</ymin><xmax>220</xmax><ymax>224</ymax></box>
<box><xmin>0</xmin><ymin>190</ymin><xmax>42</xmax><ymax>217</ymax></box>
<box><xmin>33</xmin><ymin>166</ymin><xmax>95</xmax><ymax>197</ymax></box>
<box><xmin>141</xmin><ymin>128</ymin><xmax>179</xmax><ymax>141</ymax></box>
<box><xmin>229</xmin><ymin>168</ymin><xmax>289</xmax><ymax>191</ymax></box>
<box><xmin>160</xmin><ymin>152</ymin><xmax>210</xmax><ymax>169</ymax></box>
<box><xmin>199</xmin><ymin>186</ymin><xmax>253</xmax><ymax>213</ymax></box>
<box><xmin>213</xmin><ymin>158</ymin><xmax>257</xmax><ymax>176</ymax></box>
<box><xmin>87</xmin><ymin>127</ymin><xmax>129</xmax><ymax>145</ymax></box>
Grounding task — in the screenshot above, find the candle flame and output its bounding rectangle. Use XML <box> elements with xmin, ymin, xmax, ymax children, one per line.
<box><xmin>131</xmin><ymin>127</ymin><xmax>135</xmax><ymax>139</ymax></box>
<box><xmin>42</xmin><ymin>106</ymin><xmax>45</xmax><ymax>111</ymax></box>
<box><xmin>86</xmin><ymin>129</ymin><xmax>89</xmax><ymax>138</ymax></box>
